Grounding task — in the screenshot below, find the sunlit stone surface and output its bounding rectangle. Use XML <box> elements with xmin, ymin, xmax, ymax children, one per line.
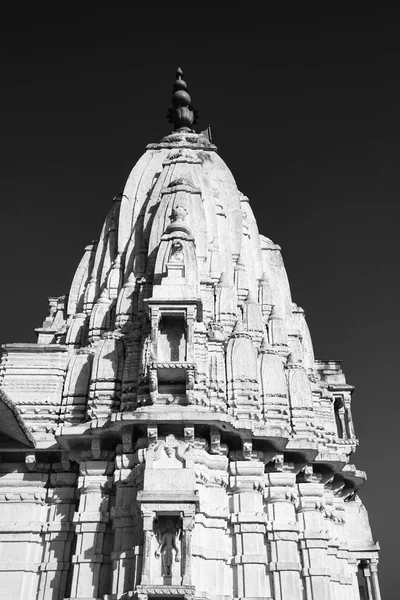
<box><xmin>0</xmin><ymin>70</ymin><xmax>381</xmax><ymax>600</ymax></box>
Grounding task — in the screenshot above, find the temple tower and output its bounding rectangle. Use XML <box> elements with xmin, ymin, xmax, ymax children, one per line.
<box><xmin>0</xmin><ymin>69</ymin><xmax>381</xmax><ymax>600</ymax></box>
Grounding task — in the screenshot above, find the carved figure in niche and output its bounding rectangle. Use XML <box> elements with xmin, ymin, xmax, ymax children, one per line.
<box><xmin>169</xmin><ymin>240</ymin><xmax>184</xmax><ymax>263</ymax></box>
<box><xmin>155</xmin><ymin>517</ymin><xmax>181</xmax><ymax>576</ymax></box>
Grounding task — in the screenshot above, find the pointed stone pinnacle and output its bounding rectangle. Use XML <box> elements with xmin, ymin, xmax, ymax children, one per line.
<box><xmin>99</xmin><ymin>288</ymin><xmax>110</xmax><ymax>302</ymax></box>
<box><xmin>233</xmin><ymin>317</ymin><xmax>244</xmax><ymax>334</ymax></box>
<box><xmin>269</xmin><ymin>305</ymin><xmax>281</xmax><ymax>319</ymax></box>
<box><xmin>246</xmin><ymin>290</ymin><xmax>258</xmax><ymax>304</ymax></box>
<box><xmin>287</xmin><ymin>350</ymin><xmax>301</xmax><ymax>365</ymax></box>
<box><xmin>218</xmin><ymin>271</ymin><xmax>231</xmax><ymax>286</ymax></box>
<box><xmin>167</xmin><ymin>67</ymin><xmax>198</xmax><ymax>131</ymax></box>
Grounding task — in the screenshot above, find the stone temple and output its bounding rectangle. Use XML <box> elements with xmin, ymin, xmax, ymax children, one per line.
<box><xmin>0</xmin><ymin>69</ymin><xmax>381</xmax><ymax>600</ymax></box>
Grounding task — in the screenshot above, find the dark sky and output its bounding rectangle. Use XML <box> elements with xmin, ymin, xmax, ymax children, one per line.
<box><xmin>1</xmin><ymin>7</ymin><xmax>398</xmax><ymax>597</ymax></box>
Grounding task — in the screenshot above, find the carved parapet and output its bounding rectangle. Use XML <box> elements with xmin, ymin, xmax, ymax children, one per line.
<box><xmin>135</xmin><ymin>584</ymin><xmax>195</xmax><ymax>600</ymax></box>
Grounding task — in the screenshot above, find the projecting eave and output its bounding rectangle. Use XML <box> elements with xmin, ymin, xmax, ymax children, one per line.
<box><xmin>0</xmin><ymin>388</ymin><xmax>36</xmax><ymax>448</ymax></box>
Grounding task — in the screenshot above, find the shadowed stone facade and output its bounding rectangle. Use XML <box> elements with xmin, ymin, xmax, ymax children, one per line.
<box><xmin>0</xmin><ymin>69</ymin><xmax>381</xmax><ymax>600</ymax></box>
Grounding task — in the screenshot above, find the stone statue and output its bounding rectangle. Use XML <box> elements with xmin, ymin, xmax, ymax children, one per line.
<box><xmin>169</xmin><ymin>240</ymin><xmax>184</xmax><ymax>263</ymax></box>
<box><xmin>155</xmin><ymin>518</ymin><xmax>181</xmax><ymax>576</ymax></box>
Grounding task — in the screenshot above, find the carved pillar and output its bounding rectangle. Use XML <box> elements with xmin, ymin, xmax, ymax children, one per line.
<box><xmin>264</xmin><ymin>469</ymin><xmax>302</xmax><ymax>599</ymax></box>
<box><xmin>361</xmin><ymin>562</ymin><xmax>373</xmax><ymax>600</ymax></box>
<box><xmin>110</xmin><ymin>431</ymin><xmax>144</xmax><ymax>597</ymax></box>
<box><xmin>370</xmin><ymin>560</ymin><xmax>381</xmax><ymax>600</ymax></box>
<box><xmin>296</xmin><ymin>471</ymin><xmax>332</xmax><ymax>600</ymax></box>
<box><xmin>68</xmin><ymin>455</ymin><xmax>114</xmax><ymax>599</ymax></box>
<box><xmin>37</xmin><ymin>462</ymin><xmax>77</xmax><ymax>600</ymax></box>
<box><xmin>343</xmin><ymin>392</ymin><xmax>356</xmax><ymax>439</ymax></box>
<box><xmin>186</xmin><ymin>366</ymin><xmax>196</xmax><ymax>405</ymax></box>
<box><xmin>348</xmin><ymin>557</ymin><xmax>362</xmax><ymax>600</ymax></box>
<box><xmin>331</xmin><ymin>492</ymin><xmax>354</xmax><ymax>600</ymax></box>
<box><xmin>182</xmin><ymin>515</ymin><xmax>195</xmax><ymax>585</ymax></box>
<box><xmin>193</xmin><ymin>321</ymin><xmax>208</xmax><ymax>407</ymax></box>
<box><xmin>208</xmin><ymin>327</ymin><xmax>227</xmax><ymax>413</ymax></box>
<box><xmin>140</xmin><ymin>510</ymin><xmax>155</xmax><ymax>585</ymax></box>
<box><xmin>120</xmin><ymin>332</ymin><xmax>141</xmax><ymax>411</ymax></box>
<box><xmin>149</xmin><ymin>307</ymin><xmax>160</xmax><ymax>362</ymax></box>
<box><xmin>229</xmin><ymin>454</ymin><xmax>271</xmax><ymax>599</ymax></box>
<box><xmin>148</xmin><ymin>365</ymin><xmax>158</xmax><ymax>404</ymax></box>
<box><xmin>322</xmin><ymin>484</ymin><xmax>341</xmax><ymax>600</ymax></box>
<box><xmin>337</xmin><ymin>406</ymin><xmax>348</xmax><ymax>439</ymax></box>
<box><xmin>186</xmin><ymin>307</ymin><xmax>196</xmax><ymax>362</ymax></box>
<box><xmin>359</xmin><ymin>559</ymin><xmax>381</xmax><ymax>600</ymax></box>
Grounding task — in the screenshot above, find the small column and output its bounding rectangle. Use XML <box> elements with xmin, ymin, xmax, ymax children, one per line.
<box><xmin>370</xmin><ymin>559</ymin><xmax>382</xmax><ymax>600</ymax></box>
<box><xmin>185</xmin><ymin>306</ymin><xmax>196</xmax><ymax>362</ymax></box>
<box><xmin>207</xmin><ymin>326</ymin><xmax>227</xmax><ymax>413</ymax></box>
<box><xmin>120</xmin><ymin>333</ymin><xmax>141</xmax><ymax>411</ymax></box>
<box><xmin>363</xmin><ymin>566</ymin><xmax>373</xmax><ymax>600</ymax></box>
<box><xmin>343</xmin><ymin>392</ymin><xmax>356</xmax><ymax>439</ymax></box>
<box><xmin>359</xmin><ymin>560</ymin><xmax>379</xmax><ymax>600</ymax></box>
<box><xmin>182</xmin><ymin>515</ymin><xmax>195</xmax><ymax>585</ymax></box>
<box><xmin>348</xmin><ymin>556</ymin><xmax>361</xmax><ymax>600</ymax></box>
<box><xmin>186</xmin><ymin>366</ymin><xmax>196</xmax><ymax>405</ymax></box>
<box><xmin>140</xmin><ymin>510</ymin><xmax>155</xmax><ymax>585</ymax></box>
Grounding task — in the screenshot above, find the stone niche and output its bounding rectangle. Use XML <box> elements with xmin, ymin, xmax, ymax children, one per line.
<box><xmin>145</xmin><ymin>301</ymin><xmax>200</xmax><ymax>406</ymax></box>
<box><xmin>136</xmin><ymin>434</ymin><xmax>198</xmax><ymax>600</ymax></box>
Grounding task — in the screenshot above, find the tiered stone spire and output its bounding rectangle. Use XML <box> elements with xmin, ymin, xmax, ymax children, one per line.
<box><xmin>0</xmin><ymin>69</ymin><xmax>381</xmax><ymax>600</ymax></box>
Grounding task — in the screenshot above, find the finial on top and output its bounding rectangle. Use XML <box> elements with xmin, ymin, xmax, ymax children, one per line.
<box><xmin>167</xmin><ymin>67</ymin><xmax>199</xmax><ymax>131</ymax></box>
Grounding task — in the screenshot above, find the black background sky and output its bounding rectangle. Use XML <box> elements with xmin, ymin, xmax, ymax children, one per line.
<box><xmin>1</xmin><ymin>6</ymin><xmax>398</xmax><ymax>597</ymax></box>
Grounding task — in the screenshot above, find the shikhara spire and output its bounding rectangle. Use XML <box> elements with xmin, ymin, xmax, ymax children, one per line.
<box><xmin>0</xmin><ymin>69</ymin><xmax>381</xmax><ymax>600</ymax></box>
<box><xmin>167</xmin><ymin>67</ymin><xmax>199</xmax><ymax>130</ymax></box>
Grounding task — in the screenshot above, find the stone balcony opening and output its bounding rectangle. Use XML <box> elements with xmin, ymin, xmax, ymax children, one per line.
<box><xmin>159</xmin><ymin>314</ymin><xmax>187</xmax><ymax>362</ymax></box>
